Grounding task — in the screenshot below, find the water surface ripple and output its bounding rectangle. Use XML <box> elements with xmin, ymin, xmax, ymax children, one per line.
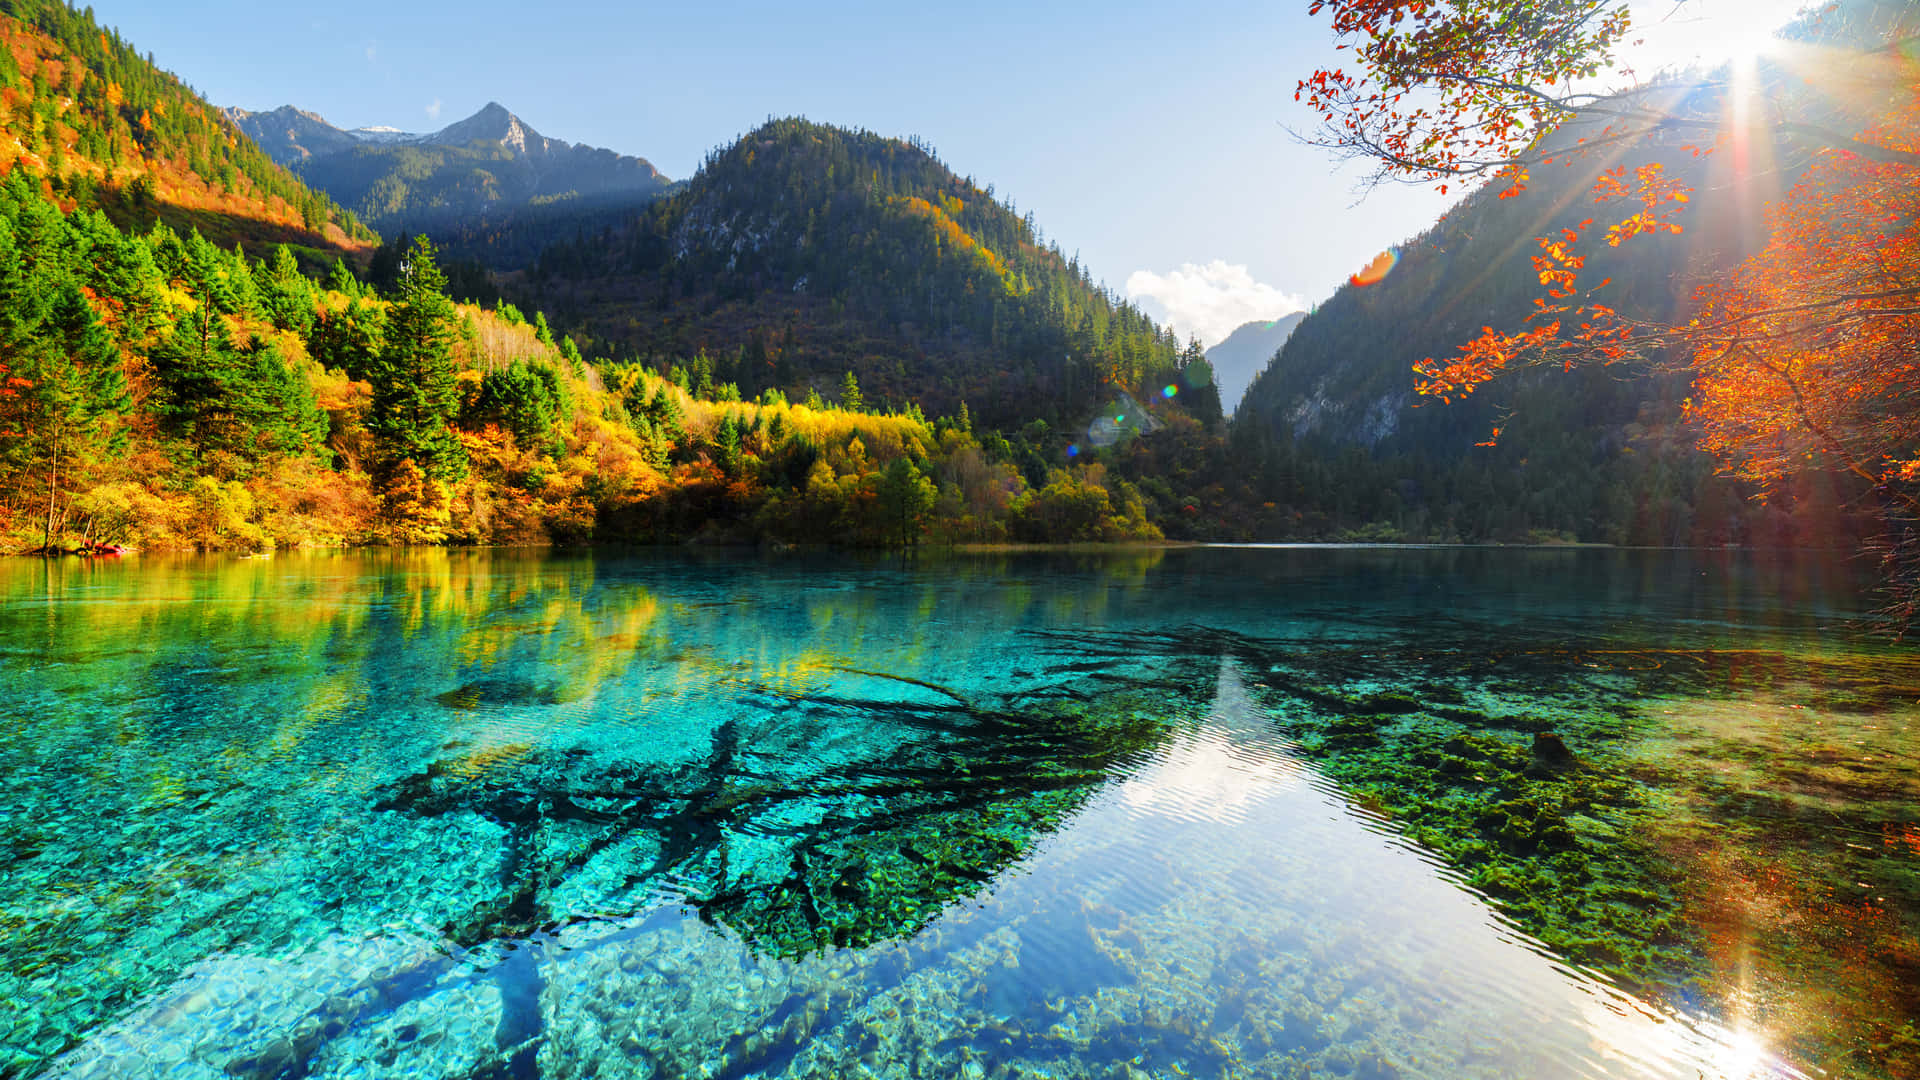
<box><xmin>0</xmin><ymin>547</ymin><xmax>1911</xmax><ymax>1079</ymax></box>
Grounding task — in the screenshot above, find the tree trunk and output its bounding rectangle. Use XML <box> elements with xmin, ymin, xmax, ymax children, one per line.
<box><xmin>42</xmin><ymin>430</ymin><xmax>58</xmax><ymax>554</ymax></box>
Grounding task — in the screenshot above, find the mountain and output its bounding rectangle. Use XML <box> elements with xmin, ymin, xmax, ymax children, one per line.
<box><xmin>1228</xmin><ymin>104</ymin><xmax>1812</xmax><ymax>545</ymax></box>
<box><xmin>1206</xmin><ymin>313</ymin><xmax>1304</xmax><ymax>417</ymax></box>
<box><xmin>216</xmin><ymin>105</ymin><xmax>360</xmax><ymax>163</ymax></box>
<box><xmin>0</xmin><ymin>0</ymin><xmax>374</xmax><ymax>258</ymax></box>
<box><xmin>226</xmin><ymin>101</ymin><xmax>673</xmax><ymax>232</ymax></box>
<box><xmin>514</xmin><ymin>117</ymin><xmax>1195</xmax><ymax>428</ymax></box>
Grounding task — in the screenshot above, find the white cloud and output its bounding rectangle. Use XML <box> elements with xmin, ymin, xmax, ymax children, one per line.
<box><xmin>1124</xmin><ymin>260</ymin><xmax>1306</xmax><ymax>348</ymax></box>
<box><xmin>425</xmin><ymin>98</ymin><xmax>443</xmax><ymax>120</ymax></box>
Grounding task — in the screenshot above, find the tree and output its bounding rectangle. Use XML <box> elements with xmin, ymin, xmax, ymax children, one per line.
<box><xmin>256</xmin><ymin>244</ymin><xmax>315</xmax><ymax>335</ymax></box>
<box><xmin>1299</xmin><ymin>0</ymin><xmax>1919</xmax><ymax>394</ymax></box>
<box><xmin>1298</xmin><ymin>0</ymin><xmax>1915</xmax><ymax>191</ymax></box>
<box><xmin>1178</xmin><ymin>337</ymin><xmax>1224</xmax><ymax>428</ymax></box>
<box><xmin>877</xmin><ymin>456</ymin><xmax>936</xmax><ymax>548</ymax></box>
<box><xmin>1299</xmin><ymin>0</ymin><xmax>1920</xmax><ymax>617</ymax></box>
<box><xmin>3</xmin><ymin>282</ymin><xmax>127</xmax><ymax>549</ymax></box>
<box><xmin>309</xmin><ymin>297</ymin><xmax>385</xmax><ymax>381</ymax></box>
<box><xmin>470</xmin><ymin>358</ymin><xmax>566</xmax><ymax>453</ymax></box>
<box><xmin>368</xmin><ymin>235</ymin><xmax>466</xmax><ymax>481</ymax></box>
<box><xmin>150</xmin><ymin>234</ymin><xmax>326</xmax><ymax>471</ymax></box>
<box><xmin>150</xmin><ymin>302</ymin><xmax>325</xmax><ymax>471</ymax></box>
<box><xmin>840</xmin><ymin>370</ymin><xmax>864</xmax><ymax>411</ymax></box>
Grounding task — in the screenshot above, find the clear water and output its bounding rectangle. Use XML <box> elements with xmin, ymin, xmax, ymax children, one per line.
<box><xmin>1</xmin><ymin>547</ymin><xmax>1915</xmax><ymax>1080</ymax></box>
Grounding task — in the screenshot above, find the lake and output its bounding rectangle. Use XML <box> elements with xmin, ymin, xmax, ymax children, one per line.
<box><xmin>1</xmin><ymin>546</ymin><xmax>1914</xmax><ymax>1079</ymax></box>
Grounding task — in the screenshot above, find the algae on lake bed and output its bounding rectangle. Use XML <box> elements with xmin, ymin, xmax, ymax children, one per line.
<box><xmin>6</xmin><ymin>547</ymin><xmax>1919</xmax><ymax>1080</ymax></box>
<box><xmin>1213</xmin><ymin>633</ymin><xmax>1920</xmax><ymax>1080</ymax></box>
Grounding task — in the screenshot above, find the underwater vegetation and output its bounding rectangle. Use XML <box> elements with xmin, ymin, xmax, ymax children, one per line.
<box><xmin>6</xmin><ymin>548</ymin><xmax>1918</xmax><ymax>1080</ymax></box>
<box><xmin>377</xmin><ymin>667</ymin><xmax>1192</xmax><ymax>959</ymax></box>
<box><xmin>1023</xmin><ymin>624</ymin><xmax>1920</xmax><ymax>1080</ymax></box>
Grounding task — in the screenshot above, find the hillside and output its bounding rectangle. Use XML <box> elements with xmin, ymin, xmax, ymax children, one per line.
<box><xmin>513</xmin><ymin>117</ymin><xmax>1192</xmax><ymax>429</ymax></box>
<box><xmin>0</xmin><ymin>0</ymin><xmax>374</xmax><ymax>259</ymax></box>
<box><xmin>0</xmin><ymin>164</ymin><xmax>1175</xmax><ymax>559</ymax></box>
<box><xmin>1219</xmin><ymin>96</ymin><xmax>1865</xmax><ymax>546</ymax></box>
<box><xmin>228</xmin><ymin>101</ymin><xmax>673</xmax><ymax>233</ymax></box>
<box><xmin>1206</xmin><ymin>313</ymin><xmax>1303</xmax><ymax>417</ymax></box>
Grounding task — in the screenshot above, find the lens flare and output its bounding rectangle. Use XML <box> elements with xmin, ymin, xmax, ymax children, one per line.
<box><xmin>1066</xmin><ymin>443</ymin><xmax>1080</xmax><ymax>458</ymax></box>
<box><xmin>1162</xmin><ymin>385</ymin><xmax>1178</xmax><ymax>399</ymax></box>
<box><xmin>1350</xmin><ymin>249</ymin><xmax>1398</xmax><ymax>288</ymax></box>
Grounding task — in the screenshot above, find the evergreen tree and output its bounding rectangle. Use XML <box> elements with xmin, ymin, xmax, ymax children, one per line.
<box><xmin>877</xmin><ymin>456</ymin><xmax>936</xmax><ymax>548</ymax></box>
<box><xmin>1179</xmin><ymin>342</ymin><xmax>1224</xmax><ymax>429</ymax></box>
<box><xmin>309</xmin><ymin>298</ymin><xmax>385</xmax><ymax>381</ymax></box>
<box><xmin>368</xmin><ymin>235</ymin><xmax>466</xmax><ymax>480</ymax></box>
<box><xmin>841</xmin><ymin>370</ymin><xmax>863</xmax><ymax>411</ymax></box>
<box><xmin>151</xmin><ymin>294</ymin><xmax>324</xmax><ymax>469</ymax></box>
<box><xmin>256</xmin><ymin>244</ymin><xmax>315</xmax><ymax>334</ymax></box>
<box><xmin>3</xmin><ymin>281</ymin><xmax>127</xmax><ymax>548</ymax></box>
<box><xmin>471</xmin><ymin>358</ymin><xmax>566</xmax><ymax>453</ymax></box>
<box><xmin>326</xmin><ymin>258</ymin><xmax>360</xmax><ymax>298</ymax></box>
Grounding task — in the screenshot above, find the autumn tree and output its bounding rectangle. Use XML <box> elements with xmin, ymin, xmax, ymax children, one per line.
<box><xmin>1299</xmin><ymin>0</ymin><xmax>1920</xmax><ymax>614</ymax></box>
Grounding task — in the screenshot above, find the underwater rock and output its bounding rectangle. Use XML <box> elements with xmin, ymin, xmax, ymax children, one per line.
<box><xmin>1354</xmin><ymin>693</ymin><xmax>1424</xmax><ymax>715</ymax></box>
<box><xmin>46</xmin><ymin>935</ymin><xmax>448</xmax><ymax>1079</ymax></box>
<box><xmin>1525</xmin><ymin>733</ymin><xmax>1580</xmax><ymax>778</ymax></box>
<box><xmin>434</xmin><ymin>678</ymin><xmax>571</xmax><ymax>709</ymax></box>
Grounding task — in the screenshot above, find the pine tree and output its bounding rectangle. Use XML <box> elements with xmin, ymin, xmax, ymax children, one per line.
<box><xmin>3</xmin><ymin>281</ymin><xmax>127</xmax><ymax>549</ymax></box>
<box><xmin>841</xmin><ymin>370</ymin><xmax>863</xmax><ymax>411</ymax></box>
<box><xmin>368</xmin><ymin>235</ymin><xmax>466</xmax><ymax>480</ymax></box>
<box><xmin>877</xmin><ymin>456</ymin><xmax>936</xmax><ymax>548</ymax></box>
<box><xmin>151</xmin><ymin>296</ymin><xmax>324</xmax><ymax>469</ymax></box>
<box><xmin>256</xmin><ymin>244</ymin><xmax>315</xmax><ymax>334</ymax></box>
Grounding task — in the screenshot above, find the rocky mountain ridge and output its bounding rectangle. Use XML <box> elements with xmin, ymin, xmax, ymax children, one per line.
<box><xmin>224</xmin><ymin>101</ymin><xmax>673</xmax><ymax>231</ymax></box>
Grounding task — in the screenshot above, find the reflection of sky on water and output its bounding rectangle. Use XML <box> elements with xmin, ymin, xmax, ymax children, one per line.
<box><xmin>49</xmin><ymin>664</ymin><xmax>1804</xmax><ymax>1080</ymax></box>
<box><xmin>0</xmin><ymin>548</ymin><xmax>1888</xmax><ymax>1078</ymax></box>
<box><xmin>1105</xmin><ymin>665</ymin><xmax>1806</xmax><ymax>1080</ymax></box>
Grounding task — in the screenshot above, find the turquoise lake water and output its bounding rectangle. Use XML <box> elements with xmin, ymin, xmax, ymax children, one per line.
<box><xmin>0</xmin><ymin>547</ymin><xmax>1915</xmax><ymax>1079</ymax></box>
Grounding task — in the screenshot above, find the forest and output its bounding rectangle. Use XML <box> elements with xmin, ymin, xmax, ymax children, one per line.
<box><xmin>0</xmin><ymin>171</ymin><xmax>1188</xmax><ymax>553</ymax></box>
<box><xmin>0</xmin><ymin>0</ymin><xmax>1903</xmax><ymax>558</ymax></box>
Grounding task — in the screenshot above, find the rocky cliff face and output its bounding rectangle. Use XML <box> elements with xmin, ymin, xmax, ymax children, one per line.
<box><xmin>222</xmin><ymin>105</ymin><xmax>362</xmax><ymax>162</ymax></box>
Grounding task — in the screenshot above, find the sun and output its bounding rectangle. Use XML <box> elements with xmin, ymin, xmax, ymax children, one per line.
<box><xmin>1618</xmin><ymin>0</ymin><xmax>1806</xmax><ymax>76</ymax></box>
<box><xmin>1718</xmin><ymin>20</ymin><xmax>1785</xmax><ymax>68</ymax></box>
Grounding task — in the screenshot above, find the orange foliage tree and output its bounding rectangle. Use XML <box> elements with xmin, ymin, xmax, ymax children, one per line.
<box><xmin>1300</xmin><ymin>0</ymin><xmax>1920</xmax><ymax>613</ymax></box>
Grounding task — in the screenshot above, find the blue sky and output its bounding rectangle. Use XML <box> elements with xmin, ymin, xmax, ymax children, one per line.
<box><xmin>89</xmin><ymin>0</ymin><xmax>1804</xmax><ymax>345</ymax></box>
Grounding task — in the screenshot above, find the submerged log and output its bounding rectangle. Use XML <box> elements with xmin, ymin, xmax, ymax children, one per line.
<box><xmin>16</xmin><ymin>542</ymin><xmax>128</xmax><ymax>557</ymax></box>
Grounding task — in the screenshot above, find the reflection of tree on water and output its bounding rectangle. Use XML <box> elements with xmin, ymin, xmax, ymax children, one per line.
<box><xmin>373</xmin><ymin>660</ymin><xmax>1209</xmax><ymax>960</ymax></box>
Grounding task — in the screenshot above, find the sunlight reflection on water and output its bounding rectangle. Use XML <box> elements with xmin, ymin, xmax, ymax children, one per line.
<box><xmin>0</xmin><ymin>548</ymin><xmax>1899</xmax><ymax>1079</ymax></box>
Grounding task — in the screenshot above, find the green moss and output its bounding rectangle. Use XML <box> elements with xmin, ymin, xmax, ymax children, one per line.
<box><xmin>1238</xmin><ymin>652</ymin><xmax>1704</xmax><ymax>994</ymax></box>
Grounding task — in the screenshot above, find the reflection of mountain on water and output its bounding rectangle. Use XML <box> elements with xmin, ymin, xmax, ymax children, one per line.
<box><xmin>55</xmin><ymin>661</ymin><xmax>1782</xmax><ymax>1080</ymax></box>
<box><xmin>14</xmin><ymin>548</ymin><xmax>1910</xmax><ymax>1080</ymax></box>
<box><xmin>373</xmin><ymin>657</ymin><xmax>1215</xmax><ymax>958</ymax></box>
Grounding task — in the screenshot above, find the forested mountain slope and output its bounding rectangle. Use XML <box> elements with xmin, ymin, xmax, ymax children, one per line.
<box><xmin>0</xmin><ymin>168</ymin><xmax>1174</xmax><ymax>554</ymax></box>
<box><xmin>0</xmin><ymin>0</ymin><xmax>374</xmax><ymax>258</ymax></box>
<box><xmin>1225</xmin><ymin>106</ymin><xmax>1862</xmax><ymax>546</ymax></box>
<box><xmin>513</xmin><ymin>118</ymin><xmax>1192</xmax><ymax>428</ymax></box>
